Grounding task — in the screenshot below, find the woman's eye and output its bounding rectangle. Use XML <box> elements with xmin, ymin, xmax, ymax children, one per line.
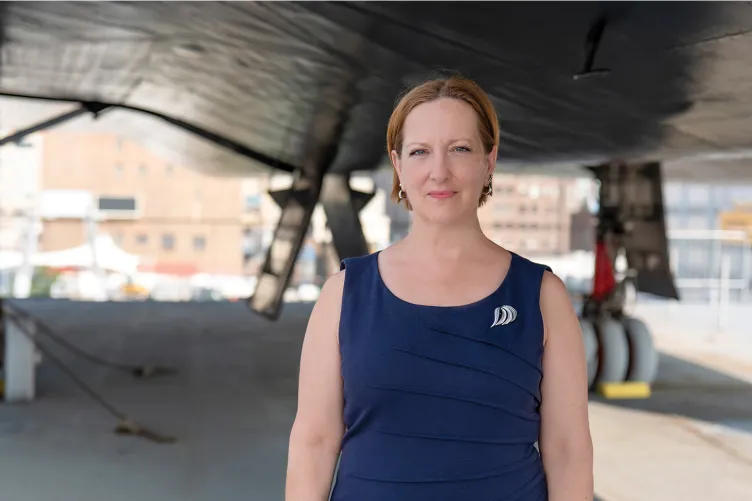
<box><xmin>409</xmin><ymin>149</ymin><xmax>427</xmax><ymax>156</ymax></box>
<box><xmin>454</xmin><ymin>146</ymin><xmax>470</xmax><ymax>152</ymax></box>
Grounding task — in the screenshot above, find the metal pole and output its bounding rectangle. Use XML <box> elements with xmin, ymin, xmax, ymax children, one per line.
<box><xmin>0</xmin><ymin>108</ymin><xmax>94</xmax><ymax>148</ymax></box>
<box><xmin>669</xmin><ymin>245</ymin><xmax>680</xmax><ymax>315</ymax></box>
<box><xmin>711</xmin><ymin>234</ymin><xmax>722</xmax><ymax>305</ymax></box>
<box><xmin>743</xmin><ymin>238</ymin><xmax>751</xmax><ymax>303</ymax></box>
<box><xmin>12</xmin><ymin>209</ymin><xmax>38</xmax><ymax>298</ymax></box>
<box><xmin>85</xmin><ymin>201</ymin><xmax>108</xmax><ymax>301</ymax></box>
<box><xmin>3</xmin><ymin>313</ymin><xmax>36</xmax><ymax>402</ymax></box>
<box><xmin>717</xmin><ymin>253</ymin><xmax>731</xmax><ymax>334</ymax></box>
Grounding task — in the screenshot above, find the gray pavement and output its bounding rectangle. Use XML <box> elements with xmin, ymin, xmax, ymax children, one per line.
<box><xmin>1</xmin><ymin>299</ymin><xmax>751</xmax><ymax>501</ymax></box>
<box><xmin>1</xmin><ymin>300</ymin><xmax>306</xmax><ymax>501</ymax></box>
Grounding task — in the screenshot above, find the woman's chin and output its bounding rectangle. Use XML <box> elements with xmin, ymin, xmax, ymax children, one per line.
<box><xmin>414</xmin><ymin>202</ymin><xmax>476</xmax><ymax>225</ymax></box>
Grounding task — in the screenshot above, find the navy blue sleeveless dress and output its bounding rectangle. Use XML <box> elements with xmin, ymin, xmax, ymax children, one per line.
<box><xmin>331</xmin><ymin>250</ymin><xmax>550</xmax><ymax>501</ymax></box>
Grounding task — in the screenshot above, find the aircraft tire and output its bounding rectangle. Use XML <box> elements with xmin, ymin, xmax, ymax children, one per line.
<box><xmin>622</xmin><ymin>316</ymin><xmax>659</xmax><ymax>384</ymax></box>
<box><xmin>594</xmin><ymin>316</ymin><xmax>629</xmax><ymax>385</ymax></box>
<box><xmin>579</xmin><ymin>317</ymin><xmax>599</xmax><ymax>389</ymax></box>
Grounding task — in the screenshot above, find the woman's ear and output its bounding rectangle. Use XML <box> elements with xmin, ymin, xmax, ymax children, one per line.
<box><xmin>391</xmin><ymin>150</ymin><xmax>402</xmax><ymax>178</ymax></box>
<box><xmin>486</xmin><ymin>145</ymin><xmax>498</xmax><ymax>177</ymax></box>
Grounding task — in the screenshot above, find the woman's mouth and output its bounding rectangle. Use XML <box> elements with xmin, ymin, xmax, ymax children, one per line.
<box><xmin>428</xmin><ymin>190</ymin><xmax>457</xmax><ymax>199</ymax></box>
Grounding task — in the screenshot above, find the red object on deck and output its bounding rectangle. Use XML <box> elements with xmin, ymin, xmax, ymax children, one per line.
<box><xmin>591</xmin><ymin>240</ymin><xmax>616</xmax><ymax>301</ymax></box>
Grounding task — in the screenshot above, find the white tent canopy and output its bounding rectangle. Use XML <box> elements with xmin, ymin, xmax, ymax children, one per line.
<box><xmin>0</xmin><ymin>250</ymin><xmax>24</xmax><ymax>270</ymax></box>
<box><xmin>32</xmin><ymin>234</ymin><xmax>140</xmax><ymax>274</ymax></box>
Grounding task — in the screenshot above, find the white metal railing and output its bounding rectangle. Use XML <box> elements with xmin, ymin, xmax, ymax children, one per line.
<box><xmin>666</xmin><ymin>229</ymin><xmax>751</xmax><ymax>330</ymax></box>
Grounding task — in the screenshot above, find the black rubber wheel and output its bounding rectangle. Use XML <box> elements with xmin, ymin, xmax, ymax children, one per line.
<box><xmin>622</xmin><ymin>316</ymin><xmax>659</xmax><ymax>384</ymax></box>
<box><xmin>579</xmin><ymin>317</ymin><xmax>599</xmax><ymax>389</ymax></box>
<box><xmin>594</xmin><ymin>317</ymin><xmax>629</xmax><ymax>384</ymax></box>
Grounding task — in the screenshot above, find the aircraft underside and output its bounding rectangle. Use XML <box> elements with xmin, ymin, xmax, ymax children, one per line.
<box><xmin>4</xmin><ymin>1</ymin><xmax>752</xmax><ymax>398</ymax></box>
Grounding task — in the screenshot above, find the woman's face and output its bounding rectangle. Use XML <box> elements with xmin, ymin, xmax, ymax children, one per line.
<box><xmin>391</xmin><ymin>98</ymin><xmax>497</xmax><ymax>224</ymax></box>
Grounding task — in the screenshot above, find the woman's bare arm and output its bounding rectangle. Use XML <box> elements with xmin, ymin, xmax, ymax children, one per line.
<box><xmin>538</xmin><ymin>271</ymin><xmax>594</xmax><ymax>501</ymax></box>
<box><xmin>285</xmin><ymin>271</ymin><xmax>346</xmax><ymax>501</ymax></box>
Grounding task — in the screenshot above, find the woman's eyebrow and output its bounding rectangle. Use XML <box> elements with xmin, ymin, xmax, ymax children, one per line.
<box><xmin>404</xmin><ymin>138</ymin><xmax>474</xmax><ymax>148</ymax></box>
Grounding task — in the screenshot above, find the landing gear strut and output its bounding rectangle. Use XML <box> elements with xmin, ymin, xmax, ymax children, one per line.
<box><xmin>249</xmin><ymin>169</ymin><xmax>375</xmax><ymax>320</ymax></box>
<box><xmin>580</xmin><ymin>162</ymin><xmax>679</xmax><ymax>394</ymax></box>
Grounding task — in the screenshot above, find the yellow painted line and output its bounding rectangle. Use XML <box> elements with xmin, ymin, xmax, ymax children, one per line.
<box><xmin>596</xmin><ymin>381</ymin><xmax>652</xmax><ymax>399</ymax></box>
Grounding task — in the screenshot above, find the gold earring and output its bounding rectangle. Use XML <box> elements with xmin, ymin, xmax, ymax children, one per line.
<box><xmin>483</xmin><ymin>175</ymin><xmax>493</xmax><ymax>196</ymax></box>
<box><xmin>398</xmin><ymin>185</ymin><xmax>406</xmax><ymax>200</ymax></box>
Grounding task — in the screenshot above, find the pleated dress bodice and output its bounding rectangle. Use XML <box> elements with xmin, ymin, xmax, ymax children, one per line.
<box><xmin>331</xmin><ymin>251</ymin><xmax>550</xmax><ymax>501</ymax></box>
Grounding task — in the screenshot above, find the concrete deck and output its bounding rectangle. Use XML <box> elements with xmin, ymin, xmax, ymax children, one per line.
<box><xmin>1</xmin><ymin>299</ymin><xmax>751</xmax><ymax>501</ymax></box>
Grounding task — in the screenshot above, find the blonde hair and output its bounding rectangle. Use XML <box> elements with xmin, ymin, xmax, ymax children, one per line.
<box><xmin>386</xmin><ymin>75</ymin><xmax>500</xmax><ymax>210</ymax></box>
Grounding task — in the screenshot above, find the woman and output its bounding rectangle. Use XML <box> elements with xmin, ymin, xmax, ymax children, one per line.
<box><xmin>286</xmin><ymin>76</ymin><xmax>593</xmax><ymax>501</ymax></box>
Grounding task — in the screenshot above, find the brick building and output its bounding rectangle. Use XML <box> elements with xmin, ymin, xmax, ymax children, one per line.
<box><xmin>479</xmin><ymin>175</ymin><xmax>573</xmax><ymax>255</ymax></box>
<box><xmin>39</xmin><ymin>132</ymin><xmax>245</xmax><ymax>275</ymax></box>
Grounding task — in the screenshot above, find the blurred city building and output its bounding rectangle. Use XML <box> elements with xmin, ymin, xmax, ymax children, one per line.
<box><xmin>664</xmin><ymin>183</ymin><xmax>752</xmax><ymax>301</ymax></box>
<box><xmin>38</xmin><ymin>133</ymin><xmax>245</xmax><ymax>276</ymax></box>
<box><xmin>5</xmin><ymin>130</ymin><xmax>749</xmax><ymax>303</ymax></box>
<box><xmin>479</xmin><ymin>175</ymin><xmax>575</xmax><ymax>255</ymax></box>
<box><xmin>378</xmin><ymin>168</ymin><xmax>579</xmax><ymax>256</ymax></box>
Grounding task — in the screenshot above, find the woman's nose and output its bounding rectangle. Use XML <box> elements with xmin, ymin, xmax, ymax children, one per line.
<box><xmin>429</xmin><ymin>152</ymin><xmax>451</xmax><ymax>181</ymax></box>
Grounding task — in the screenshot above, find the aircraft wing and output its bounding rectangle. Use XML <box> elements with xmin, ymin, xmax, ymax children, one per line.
<box><xmin>2</xmin><ymin>2</ymin><xmax>752</xmax><ymax>179</ymax></box>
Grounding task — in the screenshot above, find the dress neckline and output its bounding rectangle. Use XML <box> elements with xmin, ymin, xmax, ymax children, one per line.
<box><xmin>374</xmin><ymin>249</ymin><xmax>517</xmax><ymax>310</ymax></box>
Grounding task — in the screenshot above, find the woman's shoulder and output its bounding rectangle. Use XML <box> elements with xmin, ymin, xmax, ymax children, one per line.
<box><xmin>339</xmin><ymin>249</ymin><xmax>380</xmax><ymax>271</ymax></box>
<box><xmin>326</xmin><ymin>248</ymin><xmax>384</xmax><ymax>297</ymax></box>
<box><xmin>323</xmin><ymin>268</ymin><xmax>346</xmax><ymax>292</ymax></box>
<box><xmin>504</xmin><ymin>247</ymin><xmax>553</xmax><ymax>275</ymax></box>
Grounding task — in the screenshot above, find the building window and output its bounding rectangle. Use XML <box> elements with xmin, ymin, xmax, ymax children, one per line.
<box><xmin>687</xmin><ymin>247</ymin><xmax>706</xmax><ymax>267</ymax></box>
<box><xmin>193</xmin><ymin>236</ymin><xmax>206</xmax><ymax>252</ymax></box>
<box><xmin>99</xmin><ymin>197</ymin><xmax>136</xmax><ymax>211</ymax></box>
<box><xmin>136</xmin><ymin>234</ymin><xmax>148</xmax><ymax>245</ymax></box>
<box><xmin>98</xmin><ymin>196</ymin><xmax>138</xmax><ymax>219</ymax></box>
<box><xmin>244</xmin><ymin>194</ymin><xmax>261</xmax><ymax>212</ymax></box>
<box><xmin>686</xmin><ymin>215</ymin><xmax>709</xmax><ymax>230</ymax></box>
<box><xmin>664</xmin><ymin>183</ymin><xmax>682</xmax><ymax>207</ymax></box>
<box><xmin>687</xmin><ymin>185</ymin><xmax>709</xmax><ymax>206</ymax></box>
<box><xmin>162</xmin><ymin>234</ymin><xmax>175</xmax><ymax>251</ymax></box>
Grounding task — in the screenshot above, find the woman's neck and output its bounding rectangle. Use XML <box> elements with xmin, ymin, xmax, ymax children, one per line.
<box><xmin>402</xmin><ymin>213</ymin><xmax>490</xmax><ymax>261</ymax></box>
